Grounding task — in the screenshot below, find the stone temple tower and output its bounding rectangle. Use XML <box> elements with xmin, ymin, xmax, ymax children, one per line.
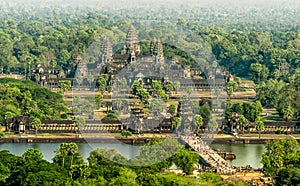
<box><xmin>99</xmin><ymin>37</ymin><xmax>113</xmax><ymax>64</ymax></box>
<box><xmin>150</xmin><ymin>37</ymin><xmax>164</xmax><ymax>63</ymax></box>
<box><xmin>122</xmin><ymin>25</ymin><xmax>140</xmax><ymax>61</ymax></box>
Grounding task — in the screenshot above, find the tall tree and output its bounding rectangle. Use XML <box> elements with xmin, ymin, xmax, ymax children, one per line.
<box><xmin>192</xmin><ymin>115</ymin><xmax>203</xmax><ymax>134</ymax></box>
<box><xmin>68</xmin><ymin>143</ymin><xmax>79</xmax><ymax>167</ymax></box>
<box><xmin>31</xmin><ymin>117</ymin><xmax>42</xmax><ymax>138</ymax></box>
<box><xmin>58</xmin><ymin>80</ymin><xmax>71</xmax><ymax>94</ymax></box>
<box><xmin>255</xmin><ymin>116</ymin><xmax>264</xmax><ymax>139</ymax></box>
<box><xmin>56</xmin><ymin>143</ymin><xmax>69</xmax><ymax>169</ymax></box>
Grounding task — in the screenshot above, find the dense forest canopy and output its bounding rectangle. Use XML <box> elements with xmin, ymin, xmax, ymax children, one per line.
<box><xmin>0</xmin><ymin>78</ymin><xmax>68</xmax><ymax>122</ymax></box>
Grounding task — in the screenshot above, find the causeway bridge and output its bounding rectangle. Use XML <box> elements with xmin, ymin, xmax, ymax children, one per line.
<box><xmin>179</xmin><ymin>136</ymin><xmax>236</xmax><ymax>174</ymax></box>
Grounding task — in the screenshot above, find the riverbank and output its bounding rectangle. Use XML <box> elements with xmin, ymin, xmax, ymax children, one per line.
<box><xmin>0</xmin><ymin>133</ymin><xmax>299</xmax><ymax>144</ymax></box>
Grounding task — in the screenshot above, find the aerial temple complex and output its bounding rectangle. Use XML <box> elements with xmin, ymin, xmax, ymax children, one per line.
<box><xmin>30</xmin><ymin>25</ymin><xmax>231</xmax><ymax>90</ymax></box>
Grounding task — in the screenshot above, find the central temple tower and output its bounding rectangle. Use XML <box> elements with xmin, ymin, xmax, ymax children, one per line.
<box><xmin>122</xmin><ymin>25</ymin><xmax>141</xmax><ymax>61</ymax></box>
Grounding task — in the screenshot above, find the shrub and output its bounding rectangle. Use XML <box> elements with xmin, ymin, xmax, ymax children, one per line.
<box><xmin>121</xmin><ymin>130</ymin><xmax>132</xmax><ymax>138</ymax></box>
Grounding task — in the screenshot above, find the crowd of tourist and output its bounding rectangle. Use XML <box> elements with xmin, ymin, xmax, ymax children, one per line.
<box><xmin>181</xmin><ymin>135</ymin><xmax>236</xmax><ymax>175</ymax></box>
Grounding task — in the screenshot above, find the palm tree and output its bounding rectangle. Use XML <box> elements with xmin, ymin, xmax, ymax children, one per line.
<box><xmin>58</xmin><ymin>143</ymin><xmax>69</xmax><ymax>168</ymax></box>
<box><xmin>68</xmin><ymin>143</ymin><xmax>78</xmax><ymax>167</ymax></box>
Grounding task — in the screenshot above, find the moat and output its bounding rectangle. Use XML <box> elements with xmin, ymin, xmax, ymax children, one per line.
<box><xmin>0</xmin><ymin>142</ymin><xmax>265</xmax><ymax>168</ymax></box>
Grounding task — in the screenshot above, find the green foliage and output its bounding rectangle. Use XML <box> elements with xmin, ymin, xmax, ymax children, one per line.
<box><xmin>102</xmin><ymin>110</ymin><xmax>119</xmax><ymax>121</ymax></box>
<box><xmin>131</xmin><ymin>80</ymin><xmax>151</xmax><ymax>102</ymax></box>
<box><xmin>121</xmin><ymin>130</ymin><xmax>132</xmax><ymax>138</ymax></box>
<box><xmin>275</xmin><ymin>167</ymin><xmax>300</xmax><ymax>186</ymax></box>
<box><xmin>54</xmin><ymin>143</ymin><xmax>83</xmax><ymax>169</ymax></box>
<box><xmin>0</xmin><ymin>78</ymin><xmax>68</xmax><ymax>121</ymax></box>
<box><xmin>168</xmin><ymin>104</ymin><xmax>176</xmax><ymax>116</ymax></box>
<box><xmin>261</xmin><ymin>139</ymin><xmax>300</xmax><ymax>177</ymax></box>
<box><xmin>31</xmin><ymin>117</ymin><xmax>42</xmax><ymax>136</ymax></box>
<box><xmin>199</xmin><ymin>172</ymin><xmax>223</xmax><ymax>186</ymax></box>
<box><xmin>70</xmin><ymin>163</ymin><xmax>91</xmax><ymax>180</ymax></box>
<box><xmin>226</xmin><ymin>80</ymin><xmax>238</xmax><ymax>96</ymax></box>
<box><xmin>22</xmin><ymin>148</ymin><xmax>43</xmax><ymax>163</ymax></box>
<box><xmin>0</xmin><ymin>142</ymin><xmax>250</xmax><ymax>185</ymax></box>
<box><xmin>88</xmin><ymin>148</ymin><xmax>128</xmax><ymax>168</ymax></box>
<box><xmin>58</xmin><ymin>80</ymin><xmax>71</xmax><ymax>94</ymax></box>
<box><xmin>199</xmin><ymin>106</ymin><xmax>212</xmax><ymax>119</ymax></box>
<box><xmin>226</xmin><ymin>101</ymin><xmax>263</xmax><ymax>122</ymax></box>
<box><xmin>0</xmin><ymin>162</ymin><xmax>10</xmax><ymax>183</ymax></box>
<box><xmin>60</xmin><ymin>113</ymin><xmax>68</xmax><ymax>119</ymax></box>
<box><xmin>172</xmin><ymin>148</ymin><xmax>199</xmax><ymax>175</ymax></box>
<box><xmin>0</xmin><ymin>132</ymin><xmax>4</xmax><ymax>138</ymax></box>
<box><xmin>172</xmin><ymin>117</ymin><xmax>181</xmax><ymax>128</ymax></box>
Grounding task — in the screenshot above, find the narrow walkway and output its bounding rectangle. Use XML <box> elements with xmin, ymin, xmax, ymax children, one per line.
<box><xmin>180</xmin><ymin>136</ymin><xmax>236</xmax><ymax>174</ymax></box>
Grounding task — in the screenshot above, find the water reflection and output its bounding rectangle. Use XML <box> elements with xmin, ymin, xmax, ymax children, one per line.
<box><xmin>210</xmin><ymin>143</ymin><xmax>265</xmax><ymax>168</ymax></box>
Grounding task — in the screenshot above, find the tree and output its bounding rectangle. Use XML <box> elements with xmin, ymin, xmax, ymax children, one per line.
<box><xmin>22</xmin><ymin>148</ymin><xmax>43</xmax><ymax>163</ymax></box>
<box><xmin>208</xmin><ymin>119</ymin><xmax>219</xmax><ymax>138</ymax></box>
<box><xmin>255</xmin><ymin>116</ymin><xmax>264</xmax><ymax>139</ymax></box>
<box><xmin>168</xmin><ymin>104</ymin><xmax>176</xmax><ymax>116</ymax></box>
<box><xmin>58</xmin><ymin>80</ymin><xmax>71</xmax><ymax>94</ymax></box>
<box><xmin>95</xmin><ymin>94</ymin><xmax>104</xmax><ymax>110</ymax></box>
<box><xmin>192</xmin><ymin>115</ymin><xmax>203</xmax><ymax>134</ymax></box>
<box><xmin>97</xmin><ymin>74</ymin><xmax>108</xmax><ymax>93</ymax></box>
<box><xmin>68</xmin><ymin>143</ymin><xmax>79</xmax><ymax>167</ymax></box>
<box><xmin>31</xmin><ymin>117</ymin><xmax>42</xmax><ymax>138</ymax></box>
<box><xmin>199</xmin><ymin>106</ymin><xmax>212</xmax><ymax>119</ymax></box>
<box><xmin>165</xmin><ymin>82</ymin><xmax>174</xmax><ymax>94</ymax></box>
<box><xmin>239</xmin><ymin>115</ymin><xmax>248</xmax><ymax>134</ymax></box>
<box><xmin>172</xmin><ymin>117</ymin><xmax>181</xmax><ymax>130</ymax></box>
<box><xmin>152</xmin><ymin>80</ymin><xmax>163</xmax><ymax>96</ymax></box>
<box><xmin>56</xmin><ymin>143</ymin><xmax>69</xmax><ymax>168</ymax></box>
<box><xmin>121</xmin><ymin>130</ymin><xmax>132</xmax><ymax>138</ymax></box>
<box><xmin>282</xmin><ymin>106</ymin><xmax>295</xmax><ymax>121</ymax></box>
<box><xmin>0</xmin><ymin>162</ymin><xmax>10</xmax><ymax>183</ymax></box>
<box><xmin>226</xmin><ymin>80</ymin><xmax>238</xmax><ymax>97</ymax></box>
<box><xmin>172</xmin><ymin>148</ymin><xmax>199</xmax><ymax>175</ymax></box>
<box><xmin>276</xmin><ymin>168</ymin><xmax>300</xmax><ymax>186</ymax></box>
<box><xmin>70</xmin><ymin>163</ymin><xmax>91</xmax><ymax>180</ymax></box>
<box><xmin>250</xmin><ymin>63</ymin><xmax>263</xmax><ymax>83</ymax></box>
<box><xmin>102</xmin><ymin>110</ymin><xmax>119</xmax><ymax>121</ymax></box>
<box><xmin>261</xmin><ymin>139</ymin><xmax>300</xmax><ymax>177</ymax></box>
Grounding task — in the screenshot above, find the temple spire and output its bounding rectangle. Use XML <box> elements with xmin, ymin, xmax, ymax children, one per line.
<box><xmin>124</xmin><ymin>25</ymin><xmax>140</xmax><ymax>56</ymax></box>
<box><xmin>99</xmin><ymin>37</ymin><xmax>113</xmax><ymax>63</ymax></box>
